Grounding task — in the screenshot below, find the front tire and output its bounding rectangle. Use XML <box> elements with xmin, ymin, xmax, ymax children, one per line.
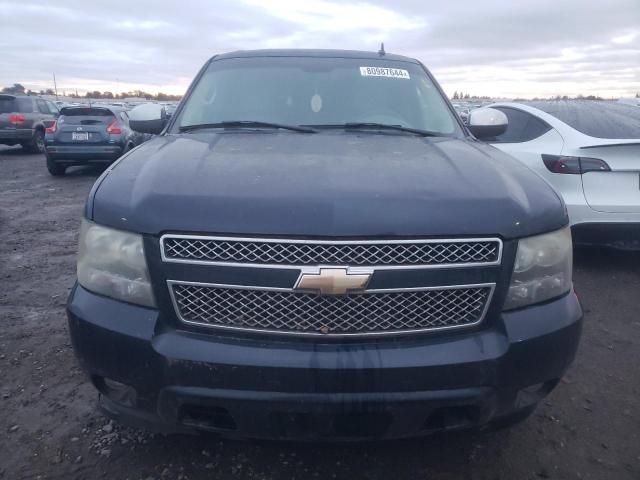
<box><xmin>23</xmin><ymin>129</ymin><xmax>45</xmax><ymax>154</ymax></box>
<box><xmin>46</xmin><ymin>154</ymin><xmax>66</xmax><ymax>176</ymax></box>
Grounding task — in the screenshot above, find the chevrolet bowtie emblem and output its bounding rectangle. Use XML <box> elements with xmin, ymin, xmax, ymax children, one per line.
<box><xmin>294</xmin><ymin>268</ymin><xmax>372</xmax><ymax>295</ymax></box>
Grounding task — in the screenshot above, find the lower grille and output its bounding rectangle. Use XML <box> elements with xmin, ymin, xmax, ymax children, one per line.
<box><xmin>170</xmin><ymin>283</ymin><xmax>493</xmax><ymax>336</ymax></box>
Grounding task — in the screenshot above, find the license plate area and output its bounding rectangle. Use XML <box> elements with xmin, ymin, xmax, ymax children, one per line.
<box><xmin>72</xmin><ymin>132</ymin><xmax>89</xmax><ymax>141</ymax></box>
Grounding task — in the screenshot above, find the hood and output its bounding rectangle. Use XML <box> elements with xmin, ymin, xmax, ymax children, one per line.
<box><xmin>90</xmin><ymin>132</ymin><xmax>567</xmax><ymax>239</ymax></box>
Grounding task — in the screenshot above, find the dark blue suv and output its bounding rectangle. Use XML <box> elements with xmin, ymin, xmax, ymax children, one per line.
<box><xmin>44</xmin><ymin>105</ymin><xmax>148</xmax><ymax>175</ymax></box>
<box><xmin>66</xmin><ymin>49</ymin><xmax>582</xmax><ymax>440</ymax></box>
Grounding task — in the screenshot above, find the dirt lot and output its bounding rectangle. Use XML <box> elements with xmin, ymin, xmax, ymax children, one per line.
<box><xmin>1</xmin><ymin>146</ymin><xmax>639</xmax><ymax>480</ymax></box>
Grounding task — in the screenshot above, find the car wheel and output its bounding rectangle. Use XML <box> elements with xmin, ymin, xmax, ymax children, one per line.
<box><xmin>46</xmin><ymin>154</ymin><xmax>66</xmax><ymax>176</ymax></box>
<box><xmin>24</xmin><ymin>129</ymin><xmax>46</xmax><ymax>154</ymax></box>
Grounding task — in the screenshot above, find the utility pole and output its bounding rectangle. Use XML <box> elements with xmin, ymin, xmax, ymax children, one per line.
<box><xmin>53</xmin><ymin>73</ymin><xmax>59</xmax><ymax>100</ymax></box>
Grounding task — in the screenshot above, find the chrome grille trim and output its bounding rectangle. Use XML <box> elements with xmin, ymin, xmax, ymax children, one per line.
<box><xmin>168</xmin><ymin>280</ymin><xmax>495</xmax><ymax>337</ymax></box>
<box><xmin>160</xmin><ymin>235</ymin><xmax>503</xmax><ymax>270</ymax></box>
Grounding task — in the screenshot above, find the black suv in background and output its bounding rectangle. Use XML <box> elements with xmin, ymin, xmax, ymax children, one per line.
<box><xmin>44</xmin><ymin>106</ymin><xmax>150</xmax><ymax>176</ymax></box>
<box><xmin>0</xmin><ymin>94</ymin><xmax>59</xmax><ymax>153</ymax></box>
<box><xmin>67</xmin><ymin>49</ymin><xmax>582</xmax><ymax>440</ymax></box>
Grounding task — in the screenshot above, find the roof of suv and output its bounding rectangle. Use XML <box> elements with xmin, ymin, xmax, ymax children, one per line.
<box><xmin>212</xmin><ymin>49</ymin><xmax>419</xmax><ymax>63</ymax></box>
<box><xmin>0</xmin><ymin>94</ymin><xmax>35</xmax><ymax>99</ymax></box>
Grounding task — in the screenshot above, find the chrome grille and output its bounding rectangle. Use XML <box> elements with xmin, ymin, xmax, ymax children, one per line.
<box><xmin>161</xmin><ymin>236</ymin><xmax>501</xmax><ymax>267</ymax></box>
<box><xmin>170</xmin><ymin>283</ymin><xmax>493</xmax><ymax>336</ymax></box>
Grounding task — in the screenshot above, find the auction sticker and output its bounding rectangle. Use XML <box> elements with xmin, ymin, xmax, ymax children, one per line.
<box><xmin>360</xmin><ymin>66</ymin><xmax>410</xmax><ymax>79</ymax></box>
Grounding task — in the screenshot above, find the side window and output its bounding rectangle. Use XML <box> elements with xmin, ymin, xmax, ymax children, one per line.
<box><xmin>524</xmin><ymin>115</ymin><xmax>552</xmax><ymax>140</ymax></box>
<box><xmin>17</xmin><ymin>98</ymin><xmax>35</xmax><ymax>112</ymax></box>
<box><xmin>36</xmin><ymin>99</ymin><xmax>49</xmax><ymax>114</ymax></box>
<box><xmin>492</xmin><ymin>107</ymin><xmax>551</xmax><ymax>143</ymax></box>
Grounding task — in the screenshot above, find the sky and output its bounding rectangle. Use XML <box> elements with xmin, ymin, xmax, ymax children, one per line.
<box><xmin>0</xmin><ymin>0</ymin><xmax>638</xmax><ymax>99</ymax></box>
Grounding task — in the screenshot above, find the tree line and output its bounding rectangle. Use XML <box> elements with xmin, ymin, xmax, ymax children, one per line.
<box><xmin>1</xmin><ymin>83</ymin><xmax>182</xmax><ymax>101</ymax></box>
<box><xmin>451</xmin><ymin>91</ymin><xmax>492</xmax><ymax>100</ymax></box>
<box><xmin>4</xmin><ymin>82</ymin><xmax>638</xmax><ymax>103</ymax></box>
<box><xmin>450</xmin><ymin>90</ymin><xmax>640</xmax><ymax>101</ymax></box>
<box><xmin>512</xmin><ymin>94</ymin><xmax>607</xmax><ymax>101</ymax></box>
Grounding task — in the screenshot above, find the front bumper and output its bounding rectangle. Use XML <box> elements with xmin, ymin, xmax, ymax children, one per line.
<box><xmin>45</xmin><ymin>144</ymin><xmax>122</xmax><ymax>162</ymax></box>
<box><xmin>67</xmin><ymin>284</ymin><xmax>582</xmax><ymax>440</ymax></box>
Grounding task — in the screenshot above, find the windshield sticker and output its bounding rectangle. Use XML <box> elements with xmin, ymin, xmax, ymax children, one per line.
<box><xmin>360</xmin><ymin>66</ymin><xmax>410</xmax><ymax>79</ymax></box>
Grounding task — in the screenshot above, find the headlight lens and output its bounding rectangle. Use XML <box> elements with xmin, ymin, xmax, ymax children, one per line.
<box><xmin>77</xmin><ymin>219</ymin><xmax>156</xmax><ymax>307</ymax></box>
<box><xmin>504</xmin><ymin>227</ymin><xmax>572</xmax><ymax>310</ymax></box>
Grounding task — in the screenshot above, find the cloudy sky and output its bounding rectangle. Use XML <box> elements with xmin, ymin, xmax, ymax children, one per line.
<box><xmin>0</xmin><ymin>0</ymin><xmax>638</xmax><ymax>98</ymax></box>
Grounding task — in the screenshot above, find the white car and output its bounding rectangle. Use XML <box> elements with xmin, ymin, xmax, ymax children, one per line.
<box><xmin>487</xmin><ymin>101</ymin><xmax>640</xmax><ymax>248</ymax></box>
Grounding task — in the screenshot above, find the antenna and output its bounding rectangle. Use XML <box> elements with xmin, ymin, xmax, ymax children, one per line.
<box><xmin>378</xmin><ymin>42</ymin><xmax>386</xmax><ymax>56</ymax></box>
<box><xmin>52</xmin><ymin>72</ymin><xmax>59</xmax><ymax>100</ymax></box>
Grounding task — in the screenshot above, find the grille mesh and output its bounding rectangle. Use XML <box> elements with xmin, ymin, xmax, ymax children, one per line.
<box><xmin>171</xmin><ymin>284</ymin><xmax>491</xmax><ymax>335</ymax></box>
<box><xmin>162</xmin><ymin>237</ymin><xmax>500</xmax><ymax>266</ymax></box>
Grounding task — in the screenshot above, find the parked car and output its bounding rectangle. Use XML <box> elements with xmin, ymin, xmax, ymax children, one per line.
<box><xmin>164</xmin><ymin>103</ymin><xmax>177</xmax><ymax>118</ymax></box>
<box><xmin>487</xmin><ymin>101</ymin><xmax>640</xmax><ymax>248</ymax></box>
<box><xmin>452</xmin><ymin>104</ymin><xmax>470</xmax><ymax>124</ymax></box>
<box><xmin>0</xmin><ymin>94</ymin><xmax>58</xmax><ymax>153</ymax></box>
<box><xmin>44</xmin><ymin>105</ymin><xmax>150</xmax><ymax>176</ymax></box>
<box><xmin>67</xmin><ymin>49</ymin><xmax>582</xmax><ymax>440</ymax></box>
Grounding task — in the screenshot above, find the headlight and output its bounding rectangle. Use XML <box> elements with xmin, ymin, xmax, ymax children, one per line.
<box><xmin>504</xmin><ymin>227</ymin><xmax>572</xmax><ymax>310</ymax></box>
<box><xmin>77</xmin><ymin>219</ymin><xmax>156</xmax><ymax>307</ymax></box>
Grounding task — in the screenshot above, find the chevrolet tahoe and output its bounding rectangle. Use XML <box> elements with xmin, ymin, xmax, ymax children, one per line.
<box><xmin>67</xmin><ymin>49</ymin><xmax>582</xmax><ymax>440</ymax></box>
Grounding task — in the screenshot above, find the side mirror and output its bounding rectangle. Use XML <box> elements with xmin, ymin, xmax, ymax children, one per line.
<box><xmin>467</xmin><ymin>108</ymin><xmax>508</xmax><ymax>139</ymax></box>
<box><xmin>129</xmin><ymin>103</ymin><xmax>167</xmax><ymax>134</ymax></box>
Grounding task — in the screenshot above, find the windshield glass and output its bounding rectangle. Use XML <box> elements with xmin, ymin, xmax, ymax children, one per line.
<box><xmin>175</xmin><ymin>56</ymin><xmax>461</xmax><ymax>135</ymax></box>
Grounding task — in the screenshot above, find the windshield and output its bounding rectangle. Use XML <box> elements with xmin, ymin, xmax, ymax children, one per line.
<box><xmin>175</xmin><ymin>56</ymin><xmax>461</xmax><ymax>135</ymax></box>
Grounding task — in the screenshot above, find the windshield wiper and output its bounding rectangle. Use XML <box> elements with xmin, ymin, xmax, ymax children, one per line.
<box><xmin>179</xmin><ymin>121</ymin><xmax>316</xmax><ymax>133</ymax></box>
<box><xmin>308</xmin><ymin>123</ymin><xmax>440</xmax><ymax>137</ymax></box>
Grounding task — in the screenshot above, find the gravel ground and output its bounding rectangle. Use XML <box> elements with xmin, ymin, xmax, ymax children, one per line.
<box><xmin>1</xmin><ymin>145</ymin><xmax>639</xmax><ymax>480</ymax></box>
